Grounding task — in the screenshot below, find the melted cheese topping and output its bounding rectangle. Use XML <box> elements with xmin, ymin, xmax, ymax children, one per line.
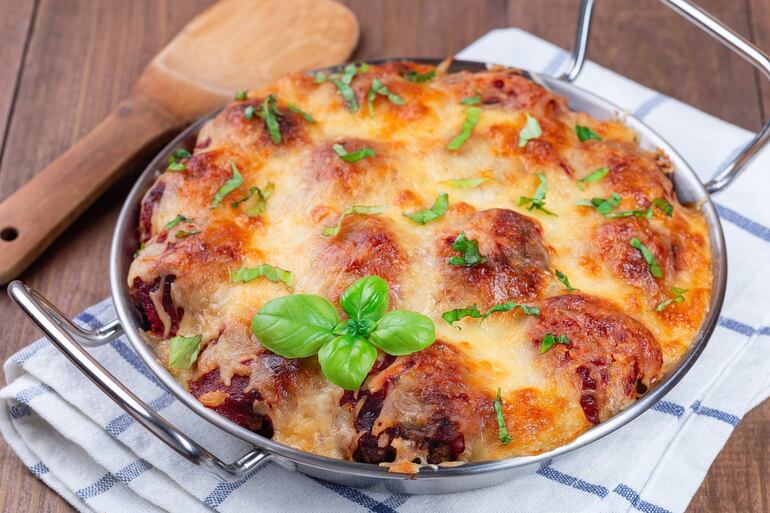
<box><xmin>128</xmin><ymin>62</ymin><xmax>712</xmax><ymax>471</ymax></box>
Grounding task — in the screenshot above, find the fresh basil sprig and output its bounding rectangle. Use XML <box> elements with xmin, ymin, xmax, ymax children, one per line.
<box><xmin>630</xmin><ymin>237</ymin><xmax>663</xmax><ymax>278</ymax></box>
<box><xmin>447</xmin><ymin>106</ymin><xmax>481</xmax><ymax>150</ymax></box>
<box><xmin>169</xmin><ymin>335</ymin><xmax>203</xmax><ymax>369</ymax></box>
<box><xmin>210</xmin><ymin>161</ymin><xmax>244</xmax><ymax>208</ymax></box>
<box><xmin>403</xmin><ymin>192</ymin><xmax>448</xmax><ymax>224</ymax></box>
<box><xmin>230</xmin><ymin>264</ymin><xmax>293</xmax><ymax>286</ymax></box>
<box><xmin>448</xmin><ymin>232</ymin><xmax>487</xmax><ymax>266</ymax></box>
<box><xmin>442</xmin><ymin>301</ymin><xmax>539</xmax><ymax>326</ymax></box>
<box><xmin>494</xmin><ymin>388</ymin><xmax>513</xmax><ymax>444</ymax></box>
<box><xmin>519</xmin><ymin>172</ymin><xmax>556</xmax><ymax>215</ymax></box>
<box><xmin>654</xmin><ymin>287</ymin><xmax>688</xmax><ymax>312</ymax></box>
<box><xmin>519</xmin><ymin>112</ymin><xmax>542</xmax><ymax>147</ymax></box>
<box><xmin>575</xmin><ymin>125</ymin><xmax>602</xmax><ymax>142</ymax></box>
<box><xmin>539</xmin><ymin>333</ymin><xmax>570</xmax><ymax>353</ymax></box>
<box><xmin>250</xmin><ymin>275</ymin><xmax>436</xmax><ymax>390</ymax></box>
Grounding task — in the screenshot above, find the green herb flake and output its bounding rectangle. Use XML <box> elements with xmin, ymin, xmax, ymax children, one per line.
<box><xmin>447</xmin><ymin>106</ymin><xmax>481</xmax><ymax>150</ymax></box>
<box><xmin>441</xmin><ymin>301</ymin><xmax>539</xmax><ymax>326</ymax></box>
<box><xmin>447</xmin><ymin>232</ymin><xmax>487</xmax><ymax>267</ymax></box>
<box><xmin>257</xmin><ymin>94</ymin><xmax>282</xmax><ymax>144</ymax></box>
<box><xmin>519</xmin><ymin>113</ymin><xmax>542</xmax><ymax>148</ymax></box>
<box><xmin>174</xmin><ymin>229</ymin><xmax>201</xmax><ymax>239</ymax></box>
<box><xmin>210</xmin><ymin>161</ymin><xmax>244</xmax><ymax>209</ymax></box>
<box><xmin>234</xmin><ymin>90</ymin><xmax>247</xmax><ymax>101</ymax></box>
<box><xmin>577</xmin><ymin>166</ymin><xmax>609</xmax><ymax>189</ymax></box>
<box><xmin>555</xmin><ymin>270</ymin><xmax>578</xmax><ymax>292</ymax></box>
<box><xmin>231</xmin><ymin>182</ymin><xmax>274</xmax><ymax>217</ymax></box>
<box><xmin>439</xmin><ymin>177</ymin><xmax>493</xmax><ymax>189</ymax></box>
<box><xmin>402</xmin><ymin>193</ymin><xmax>448</xmax><ymax>225</ymax></box>
<box><xmin>460</xmin><ymin>95</ymin><xmax>481</xmax><ymax>105</ymax></box>
<box><xmin>321</xmin><ymin>205</ymin><xmax>387</xmax><ymax>238</ymax></box>
<box><xmin>168</xmin><ymin>334</ymin><xmax>203</xmax><ymax>369</ymax></box>
<box><xmin>333</xmin><ymin>143</ymin><xmax>376</xmax><ymax>163</ymax></box>
<box><xmin>654</xmin><ymin>287</ymin><xmax>688</xmax><ymax>312</ymax></box>
<box><xmin>367</xmin><ymin>77</ymin><xmax>405</xmax><ymax>116</ymax></box>
<box><xmin>652</xmin><ymin>198</ymin><xmax>674</xmax><ymax>217</ymax></box>
<box><xmin>539</xmin><ymin>333</ymin><xmax>570</xmax><ymax>353</ymax></box>
<box><xmin>401</xmin><ymin>68</ymin><xmax>436</xmax><ymax>83</ymax></box>
<box><xmin>576</xmin><ymin>125</ymin><xmax>602</xmax><ymax>142</ymax></box>
<box><xmin>314</xmin><ymin>71</ymin><xmax>328</xmax><ymax>83</ymax></box>
<box><xmin>576</xmin><ymin>193</ymin><xmax>622</xmax><ymax>215</ymax></box>
<box><xmin>287</xmin><ymin>103</ymin><xmax>316</xmax><ymax>123</ymax></box>
<box><xmin>519</xmin><ymin>172</ymin><xmax>556</xmax><ymax>216</ymax></box>
<box><xmin>133</xmin><ymin>241</ymin><xmax>146</xmax><ymax>259</ymax></box>
<box><xmin>630</xmin><ymin>237</ymin><xmax>663</xmax><ymax>278</ymax></box>
<box><xmin>331</xmin><ymin>62</ymin><xmax>369</xmax><ymax>112</ymax></box>
<box><xmin>243</xmin><ymin>105</ymin><xmax>256</xmax><ymax>120</ymax></box>
<box><xmin>164</xmin><ymin>215</ymin><xmax>192</xmax><ymax>230</ymax></box>
<box><xmin>167</xmin><ymin>148</ymin><xmax>191</xmax><ymax>171</ymax></box>
<box><xmin>229</xmin><ymin>264</ymin><xmax>293</xmax><ymax>286</ymax></box>
<box><xmin>494</xmin><ymin>388</ymin><xmax>513</xmax><ymax>444</ymax></box>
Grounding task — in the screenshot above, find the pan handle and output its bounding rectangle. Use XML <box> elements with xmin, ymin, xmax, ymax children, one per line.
<box><xmin>561</xmin><ymin>0</ymin><xmax>770</xmax><ymax>194</ymax></box>
<box><xmin>7</xmin><ymin>280</ymin><xmax>272</xmax><ymax>481</ymax></box>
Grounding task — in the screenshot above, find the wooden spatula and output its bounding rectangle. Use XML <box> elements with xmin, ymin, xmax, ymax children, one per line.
<box><xmin>0</xmin><ymin>0</ymin><xmax>358</xmax><ymax>284</ymax></box>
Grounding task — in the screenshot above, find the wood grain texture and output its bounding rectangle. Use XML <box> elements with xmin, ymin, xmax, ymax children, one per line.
<box><xmin>0</xmin><ymin>1</ymin><xmax>768</xmax><ymax>512</ymax></box>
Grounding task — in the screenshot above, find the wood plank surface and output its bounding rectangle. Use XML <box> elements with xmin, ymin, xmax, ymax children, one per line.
<box><xmin>0</xmin><ymin>1</ymin><xmax>767</xmax><ymax>512</ymax></box>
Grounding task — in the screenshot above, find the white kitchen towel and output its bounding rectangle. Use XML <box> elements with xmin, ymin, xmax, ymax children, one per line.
<box><xmin>2</xmin><ymin>28</ymin><xmax>770</xmax><ymax>513</ymax></box>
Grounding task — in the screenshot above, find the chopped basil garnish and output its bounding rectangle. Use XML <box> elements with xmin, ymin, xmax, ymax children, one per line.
<box><xmin>314</xmin><ymin>71</ymin><xmax>328</xmax><ymax>83</ymax></box>
<box><xmin>652</xmin><ymin>198</ymin><xmax>673</xmax><ymax>217</ymax></box>
<box><xmin>441</xmin><ymin>301</ymin><xmax>539</xmax><ymax>326</ymax></box>
<box><xmin>630</xmin><ymin>237</ymin><xmax>663</xmax><ymax>278</ymax></box>
<box><xmin>167</xmin><ymin>148</ymin><xmax>191</xmax><ymax>171</ymax></box>
<box><xmin>174</xmin><ymin>229</ymin><xmax>201</xmax><ymax>239</ymax></box>
<box><xmin>133</xmin><ymin>241</ymin><xmax>146</xmax><ymax>259</ymax></box>
<box><xmin>439</xmin><ymin>177</ymin><xmax>493</xmax><ymax>189</ymax></box>
<box><xmin>576</xmin><ymin>125</ymin><xmax>602</xmax><ymax>142</ymax></box>
<box><xmin>167</xmin><ymin>161</ymin><xmax>186</xmax><ymax>171</ymax></box>
<box><xmin>287</xmin><ymin>103</ymin><xmax>316</xmax><ymax>123</ymax></box>
<box><xmin>168</xmin><ymin>334</ymin><xmax>203</xmax><ymax>369</ymax></box>
<box><xmin>402</xmin><ymin>192</ymin><xmax>448</xmax><ymax>225</ymax></box>
<box><xmin>576</xmin><ymin>193</ymin><xmax>622</xmax><ymax>215</ymax></box>
<box><xmin>231</xmin><ymin>182</ymin><xmax>274</xmax><ymax>217</ymax></box>
<box><xmin>367</xmin><ymin>77</ymin><xmax>405</xmax><ymax>116</ymax></box>
<box><xmin>577</xmin><ymin>166</ymin><xmax>609</xmax><ymax>189</ymax></box>
<box><xmin>519</xmin><ymin>113</ymin><xmax>542</xmax><ymax>148</ymax></box>
<box><xmin>250</xmin><ymin>275</ymin><xmax>435</xmax><ymax>390</ymax></box>
<box><xmin>555</xmin><ymin>270</ymin><xmax>578</xmax><ymax>292</ymax></box>
<box><xmin>654</xmin><ymin>287</ymin><xmax>688</xmax><ymax>312</ymax></box>
<box><xmin>164</xmin><ymin>215</ymin><xmax>192</xmax><ymax>230</ymax></box>
<box><xmin>460</xmin><ymin>95</ymin><xmax>481</xmax><ymax>105</ymax></box>
<box><xmin>494</xmin><ymin>388</ymin><xmax>513</xmax><ymax>444</ymax></box>
<box><xmin>539</xmin><ymin>333</ymin><xmax>570</xmax><ymax>353</ymax></box>
<box><xmin>243</xmin><ymin>105</ymin><xmax>256</xmax><ymax>120</ymax></box>
<box><xmin>210</xmin><ymin>161</ymin><xmax>244</xmax><ymax>208</ymax></box>
<box><xmin>401</xmin><ymin>68</ymin><xmax>436</xmax><ymax>83</ymax></box>
<box><xmin>330</xmin><ymin>62</ymin><xmax>369</xmax><ymax>112</ymax></box>
<box><xmin>519</xmin><ymin>172</ymin><xmax>556</xmax><ymax>215</ymax></box>
<box><xmin>258</xmin><ymin>94</ymin><xmax>282</xmax><ymax>144</ymax></box>
<box><xmin>448</xmin><ymin>232</ymin><xmax>487</xmax><ymax>267</ymax></box>
<box><xmin>321</xmin><ymin>205</ymin><xmax>387</xmax><ymax>238</ymax></box>
<box><xmin>447</xmin><ymin>106</ymin><xmax>481</xmax><ymax>150</ymax></box>
<box><xmin>229</xmin><ymin>264</ymin><xmax>293</xmax><ymax>286</ymax></box>
<box><xmin>234</xmin><ymin>90</ymin><xmax>247</xmax><ymax>101</ymax></box>
<box><xmin>333</xmin><ymin>143</ymin><xmax>375</xmax><ymax>163</ymax></box>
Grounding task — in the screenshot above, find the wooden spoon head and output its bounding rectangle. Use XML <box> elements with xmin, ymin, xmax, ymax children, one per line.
<box><xmin>136</xmin><ymin>0</ymin><xmax>359</xmax><ymax>122</ymax></box>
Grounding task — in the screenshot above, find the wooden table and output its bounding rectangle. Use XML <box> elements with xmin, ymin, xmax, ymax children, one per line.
<box><xmin>0</xmin><ymin>0</ymin><xmax>768</xmax><ymax>511</ymax></box>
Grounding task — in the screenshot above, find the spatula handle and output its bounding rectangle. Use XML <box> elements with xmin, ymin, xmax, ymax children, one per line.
<box><xmin>0</xmin><ymin>94</ymin><xmax>178</xmax><ymax>284</ymax></box>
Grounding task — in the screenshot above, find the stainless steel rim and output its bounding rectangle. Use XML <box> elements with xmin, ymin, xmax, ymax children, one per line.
<box><xmin>107</xmin><ymin>58</ymin><xmax>727</xmax><ymax>482</ymax></box>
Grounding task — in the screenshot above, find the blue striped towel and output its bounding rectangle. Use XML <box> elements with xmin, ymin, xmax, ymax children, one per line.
<box><xmin>2</xmin><ymin>29</ymin><xmax>770</xmax><ymax>513</ymax></box>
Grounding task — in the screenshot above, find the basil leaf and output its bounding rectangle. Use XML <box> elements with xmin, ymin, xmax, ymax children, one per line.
<box><xmin>333</xmin><ymin>318</ymin><xmax>378</xmax><ymax>337</ymax></box>
<box><xmin>577</xmin><ymin>166</ymin><xmax>609</xmax><ymax>188</ymax></box>
<box><xmin>167</xmin><ymin>161</ymin><xmax>186</xmax><ymax>171</ymax></box>
<box><xmin>257</xmin><ymin>94</ymin><xmax>282</xmax><ymax>144</ymax></box>
<box><xmin>439</xmin><ymin>177</ymin><xmax>493</xmax><ymax>189</ymax></box>
<box><xmin>448</xmin><ymin>232</ymin><xmax>487</xmax><ymax>266</ymax></box>
<box><xmin>231</xmin><ymin>182</ymin><xmax>274</xmax><ymax>217</ymax></box>
<box><xmin>318</xmin><ymin>335</ymin><xmax>378</xmax><ymax>390</ymax></box>
<box><xmin>555</xmin><ymin>270</ymin><xmax>578</xmax><ymax>292</ymax></box>
<box><xmin>167</xmin><ymin>149</ymin><xmax>191</xmax><ymax>171</ymax></box>
<box><xmin>164</xmin><ymin>215</ymin><xmax>192</xmax><ymax>230</ymax></box>
<box><xmin>519</xmin><ymin>172</ymin><xmax>556</xmax><ymax>215</ymax></box>
<box><xmin>368</xmin><ymin>310</ymin><xmax>436</xmax><ymax>356</ymax></box>
<box><xmin>604</xmin><ymin>207</ymin><xmax>653</xmax><ymax>219</ymax></box>
<box><xmin>251</xmin><ymin>294</ymin><xmax>339</xmax><ymax>358</ymax></box>
<box><xmin>234</xmin><ymin>90</ymin><xmax>247</xmax><ymax>101</ymax></box>
<box><xmin>630</xmin><ymin>237</ymin><xmax>663</xmax><ymax>278</ymax></box>
<box><xmin>654</xmin><ymin>286</ymin><xmax>688</xmax><ymax>312</ymax></box>
<box><xmin>210</xmin><ymin>161</ymin><xmax>244</xmax><ymax>208</ymax></box>
<box><xmin>575</xmin><ymin>125</ymin><xmax>602</xmax><ymax>142</ymax></box>
<box><xmin>494</xmin><ymin>388</ymin><xmax>512</xmax><ymax>444</ymax></box>
<box><xmin>168</xmin><ymin>335</ymin><xmax>203</xmax><ymax>369</ymax></box>
<box><xmin>402</xmin><ymin>192</ymin><xmax>448</xmax><ymax>224</ymax></box>
<box><xmin>331</xmin><ymin>62</ymin><xmax>368</xmax><ymax>112</ymax></box>
<box><xmin>652</xmin><ymin>198</ymin><xmax>673</xmax><ymax>216</ymax></box>
<box><xmin>539</xmin><ymin>333</ymin><xmax>570</xmax><ymax>353</ymax></box>
<box><xmin>287</xmin><ymin>103</ymin><xmax>316</xmax><ymax>123</ymax></box>
<box><xmin>243</xmin><ymin>105</ymin><xmax>256</xmax><ymax>120</ymax></box>
<box><xmin>447</xmin><ymin>106</ymin><xmax>481</xmax><ymax>150</ymax></box>
<box><xmin>321</xmin><ymin>205</ymin><xmax>387</xmax><ymax>238</ymax></box>
<box><xmin>519</xmin><ymin>112</ymin><xmax>542</xmax><ymax>148</ymax></box>
<box><xmin>340</xmin><ymin>275</ymin><xmax>389</xmax><ymax>322</ymax></box>
<box><xmin>401</xmin><ymin>68</ymin><xmax>436</xmax><ymax>83</ymax></box>
<box><xmin>229</xmin><ymin>264</ymin><xmax>293</xmax><ymax>286</ymax></box>
<box><xmin>441</xmin><ymin>301</ymin><xmax>539</xmax><ymax>326</ymax></box>
<box><xmin>333</xmin><ymin>143</ymin><xmax>375</xmax><ymax>163</ymax></box>
<box><xmin>367</xmin><ymin>77</ymin><xmax>405</xmax><ymax>116</ymax></box>
<box><xmin>174</xmin><ymin>229</ymin><xmax>200</xmax><ymax>239</ymax></box>
<box><xmin>460</xmin><ymin>95</ymin><xmax>481</xmax><ymax>105</ymax></box>
<box><xmin>576</xmin><ymin>192</ymin><xmax>622</xmax><ymax>215</ymax></box>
